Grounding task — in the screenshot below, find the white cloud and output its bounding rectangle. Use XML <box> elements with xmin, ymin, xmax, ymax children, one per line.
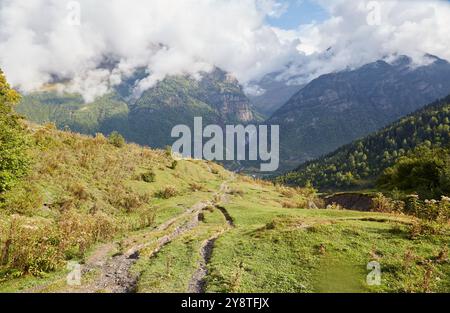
<box><xmin>277</xmin><ymin>0</ymin><xmax>450</xmax><ymax>84</ymax></box>
<box><xmin>0</xmin><ymin>0</ymin><xmax>449</xmax><ymax>101</ymax></box>
<box><xmin>0</xmin><ymin>0</ymin><xmax>299</xmax><ymax>101</ymax></box>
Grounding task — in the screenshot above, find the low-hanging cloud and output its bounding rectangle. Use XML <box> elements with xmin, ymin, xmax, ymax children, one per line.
<box><xmin>0</xmin><ymin>0</ymin><xmax>450</xmax><ymax>102</ymax></box>
<box><xmin>274</xmin><ymin>0</ymin><xmax>450</xmax><ymax>85</ymax></box>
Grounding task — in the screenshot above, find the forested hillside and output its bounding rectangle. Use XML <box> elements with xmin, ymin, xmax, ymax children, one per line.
<box><xmin>278</xmin><ymin>95</ymin><xmax>450</xmax><ymax>190</ymax></box>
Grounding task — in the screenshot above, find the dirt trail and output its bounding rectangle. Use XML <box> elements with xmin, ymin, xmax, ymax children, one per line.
<box><xmin>77</xmin><ymin>176</ymin><xmax>237</xmax><ymax>293</ymax></box>
<box><xmin>27</xmin><ymin>175</ymin><xmax>235</xmax><ymax>293</ymax></box>
<box><xmin>188</xmin><ymin>181</ymin><xmax>236</xmax><ymax>293</ymax></box>
<box><xmin>80</xmin><ymin>201</ymin><xmax>210</xmax><ymax>293</ymax></box>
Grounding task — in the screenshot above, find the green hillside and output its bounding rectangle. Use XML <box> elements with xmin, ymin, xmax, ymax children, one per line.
<box><xmin>278</xmin><ymin>95</ymin><xmax>450</xmax><ymax>190</ymax></box>
<box><xmin>17</xmin><ymin>92</ymin><xmax>130</xmax><ymax>136</ymax></box>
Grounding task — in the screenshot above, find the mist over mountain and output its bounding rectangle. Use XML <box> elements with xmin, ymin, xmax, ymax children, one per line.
<box><xmin>269</xmin><ymin>54</ymin><xmax>450</xmax><ymax>170</ymax></box>
<box><xmin>246</xmin><ymin>72</ymin><xmax>305</xmax><ymax>117</ymax></box>
<box><xmin>2</xmin><ymin>0</ymin><xmax>450</xmax><ymax>104</ymax></box>
<box><xmin>17</xmin><ymin>68</ymin><xmax>257</xmax><ymax>149</ymax></box>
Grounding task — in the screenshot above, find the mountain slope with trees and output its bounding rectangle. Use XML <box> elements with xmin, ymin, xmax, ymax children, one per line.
<box><xmin>278</xmin><ymin>95</ymin><xmax>450</xmax><ymax>190</ymax></box>
<box><xmin>17</xmin><ymin>68</ymin><xmax>258</xmax><ymax>149</ymax></box>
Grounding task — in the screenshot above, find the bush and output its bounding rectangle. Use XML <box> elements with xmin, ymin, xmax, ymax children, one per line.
<box><xmin>408</xmin><ymin>220</ymin><xmax>445</xmax><ymax>239</ymax></box>
<box><xmin>155</xmin><ymin>186</ymin><xmax>178</xmax><ymax>199</ymax></box>
<box><xmin>0</xmin><ymin>70</ymin><xmax>29</xmax><ymax>193</ymax></box>
<box><xmin>189</xmin><ymin>182</ymin><xmax>204</xmax><ymax>192</ymax></box>
<box><xmin>1</xmin><ymin>216</ymin><xmax>61</xmax><ymax>276</ymax></box>
<box><xmin>108</xmin><ymin>131</ymin><xmax>125</xmax><ymax>148</ymax></box>
<box><xmin>403</xmin><ymin>195</ymin><xmax>450</xmax><ymax>221</ymax></box>
<box><xmin>140</xmin><ymin>170</ymin><xmax>156</xmax><ymax>183</ymax></box>
<box><xmin>378</xmin><ymin>146</ymin><xmax>450</xmax><ymax>200</ymax></box>
<box><xmin>1</xmin><ymin>183</ymin><xmax>43</xmax><ymax>216</ymax></box>
<box><xmin>372</xmin><ymin>193</ymin><xmax>404</xmax><ymax>213</ymax></box>
<box><xmin>169</xmin><ymin>160</ymin><xmax>178</xmax><ymax>170</ymax></box>
<box><xmin>281</xmin><ymin>200</ymin><xmax>299</xmax><ymax>209</ymax></box>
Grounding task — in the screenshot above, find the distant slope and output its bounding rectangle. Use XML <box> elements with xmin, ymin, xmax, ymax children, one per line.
<box><xmin>17</xmin><ymin>92</ymin><xmax>130</xmax><ymax>135</ymax></box>
<box><xmin>247</xmin><ymin>72</ymin><xmax>304</xmax><ymax>117</ymax></box>
<box><xmin>269</xmin><ymin>55</ymin><xmax>450</xmax><ymax>170</ymax></box>
<box><xmin>17</xmin><ymin>68</ymin><xmax>258</xmax><ymax>149</ymax></box>
<box><xmin>127</xmin><ymin>68</ymin><xmax>258</xmax><ymax>148</ymax></box>
<box><xmin>278</xmin><ymin>94</ymin><xmax>450</xmax><ymax>190</ymax></box>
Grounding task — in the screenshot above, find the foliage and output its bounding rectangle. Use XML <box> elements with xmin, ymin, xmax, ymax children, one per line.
<box><xmin>108</xmin><ymin>131</ymin><xmax>126</xmax><ymax>148</ymax></box>
<box><xmin>155</xmin><ymin>186</ymin><xmax>178</xmax><ymax>199</ymax></box>
<box><xmin>0</xmin><ymin>70</ymin><xmax>29</xmax><ymax>193</ymax></box>
<box><xmin>140</xmin><ymin>170</ymin><xmax>156</xmax><ymax>183</ymax></box>
<box><xmin>0</xmin><ymin>124</ymin><xmax>169</xmax><ymax>277</ymax></box>
<box><xmin>378</xmin><ymin>146</ymin><xmax>450</xmax><ymax>200</ymax></box>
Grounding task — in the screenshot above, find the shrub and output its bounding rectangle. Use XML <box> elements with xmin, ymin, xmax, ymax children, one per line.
<box><xmin>155</xmin><ymin>186</ymin><xmax>178</xmax><ymax>199</ymax></box>
<box><xmin>408</xmin><ymin>220</ymin><xmax>445</xmax><ymax>239</ymax></box>
<box><xmin>69</xmin><ymin>182</ymin><xmax>90</xmax><ymax>201</ymax></box>
<box><xmin>227</xmin><ymin>188</ymin><xmax>244</xmax><ymax>197</ymax></box>
<box><xmin>169</xmin><ymin>160</ymin><xmax>178</xmax><ymax>170</ymax></box>
<box><xmin>378</xmin><ymin>146</ymin><xmax>450</xmax><ymax>200</ymax></box>
<box><xmin>0</xmin><ymin>70</ymin><xmax>29</xmax><ymax>193</ymax></box>
<box><xmin>404</xmin><ymin>195</ymin><xmax>450</xmax><ymax>221</ymax></box>
<box><xmin>1</xmin><ymin>183</ymin><xmax>43</xmax><ymax>216</ymax></box>
<box><xmin>140</xmin><ymin>170</ymin><xmax>156</xmax><ymax>183</ymax></box>
<box><xmin>277</xmin><ymin>186</ymin><xmax>295</xmax><ymax>198</ymax></box>
<box><xmin>326</xmin><ymin>203</ymin><xmax>345</xmax><ymax>210</ymax></box>
<box><xmin>108</xmin><ymin>131</ymin><xmax>125</xmax><ymax>148</ymax></box>
<box><xmin>189</xmin><ymin>182</ymin><xmax>204</xmax><ymax>192</ymax></box>
<box><xmin>281</xmin><ymin>200</ymin><xmax>298</xmax><ymax>209</ymax></box>
<box><xmin>58</xmin><ymin>210</ymin><xmax>116</xmax><ymax>258</ymax></box>
<box><xmin>1</xmin><ymin>216</ymin><xmax>61</xmax><ymax>276</ymax></box>
<box><xmin>371</xmin><ymin>192</ymin><xmax>404</xmax><ymax>213</ymax></box>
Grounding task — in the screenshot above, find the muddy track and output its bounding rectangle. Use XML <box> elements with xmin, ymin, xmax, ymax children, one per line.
<box><xmin>78</xmin><ymin>177</ymin><xmax>238</xmax><ymax>293</ymax></box>
<box><xmin>80</xmin><ymin>201</ymin><xmax>210</xmax><ymax>293</ymax></box>
<box><xmin>28</xmin><ymin>176</ymin><xmax>235</xmax><ymax>293</ymax></box>
<box><xmin>188</xmin><ymin>193</ymin><xmax>235</xmax><ymax>293</ymax></box>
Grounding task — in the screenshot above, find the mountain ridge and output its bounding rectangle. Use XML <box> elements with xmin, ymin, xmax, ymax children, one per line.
<box><xmin>269</xmin><ymin>55</ymin><xmax>450</xmax><ymax>171</ymax></box>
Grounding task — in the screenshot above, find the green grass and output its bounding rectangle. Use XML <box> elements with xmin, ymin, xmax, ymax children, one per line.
<box><xmin>202</xmin><ymin>179</ymin><xmax>450</xmax><ymax>293</ymax></box>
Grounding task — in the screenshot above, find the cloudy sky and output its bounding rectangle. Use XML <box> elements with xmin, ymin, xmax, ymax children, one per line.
<box><xmin>0</xmin><ymin>0</ymin><xmax>449</xmax><ymax>101</ymax></box>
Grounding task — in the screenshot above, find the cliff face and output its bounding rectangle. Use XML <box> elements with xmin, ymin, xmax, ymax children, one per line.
<box><xmin>196</xmin><ymin>68</ymin><xmax>255</xmax><ymax>123</ymax></box>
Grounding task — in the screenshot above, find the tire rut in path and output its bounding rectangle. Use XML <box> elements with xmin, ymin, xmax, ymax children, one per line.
<box><xmin>83</xmin><ymin>201</ymin><xmax>210</xmax><ymax>293</ymax></box>
<box><xmin>188</xmin><ymin>201</ymin><xmax>235</xmax><ymax>293</ymax></box>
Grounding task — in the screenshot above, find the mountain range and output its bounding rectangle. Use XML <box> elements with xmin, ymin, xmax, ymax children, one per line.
<box><xmin>247</xmin><ymin>72</ymin><xmax>304</xmax><ymax>117</ymax></box>
<box><xmin>16</xmin><ymin>54</ymin><xmax>450</xmax><ymax>174</ymax></box>
<box><xmin>269</xmin><ymin>55</ymin><xmax>450</xmax><ymax>171</ymax></box>
<box><xmin>17</xmin><ymin>68</ymin><xmax>258</xmax><ymax>149</ymax></box>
